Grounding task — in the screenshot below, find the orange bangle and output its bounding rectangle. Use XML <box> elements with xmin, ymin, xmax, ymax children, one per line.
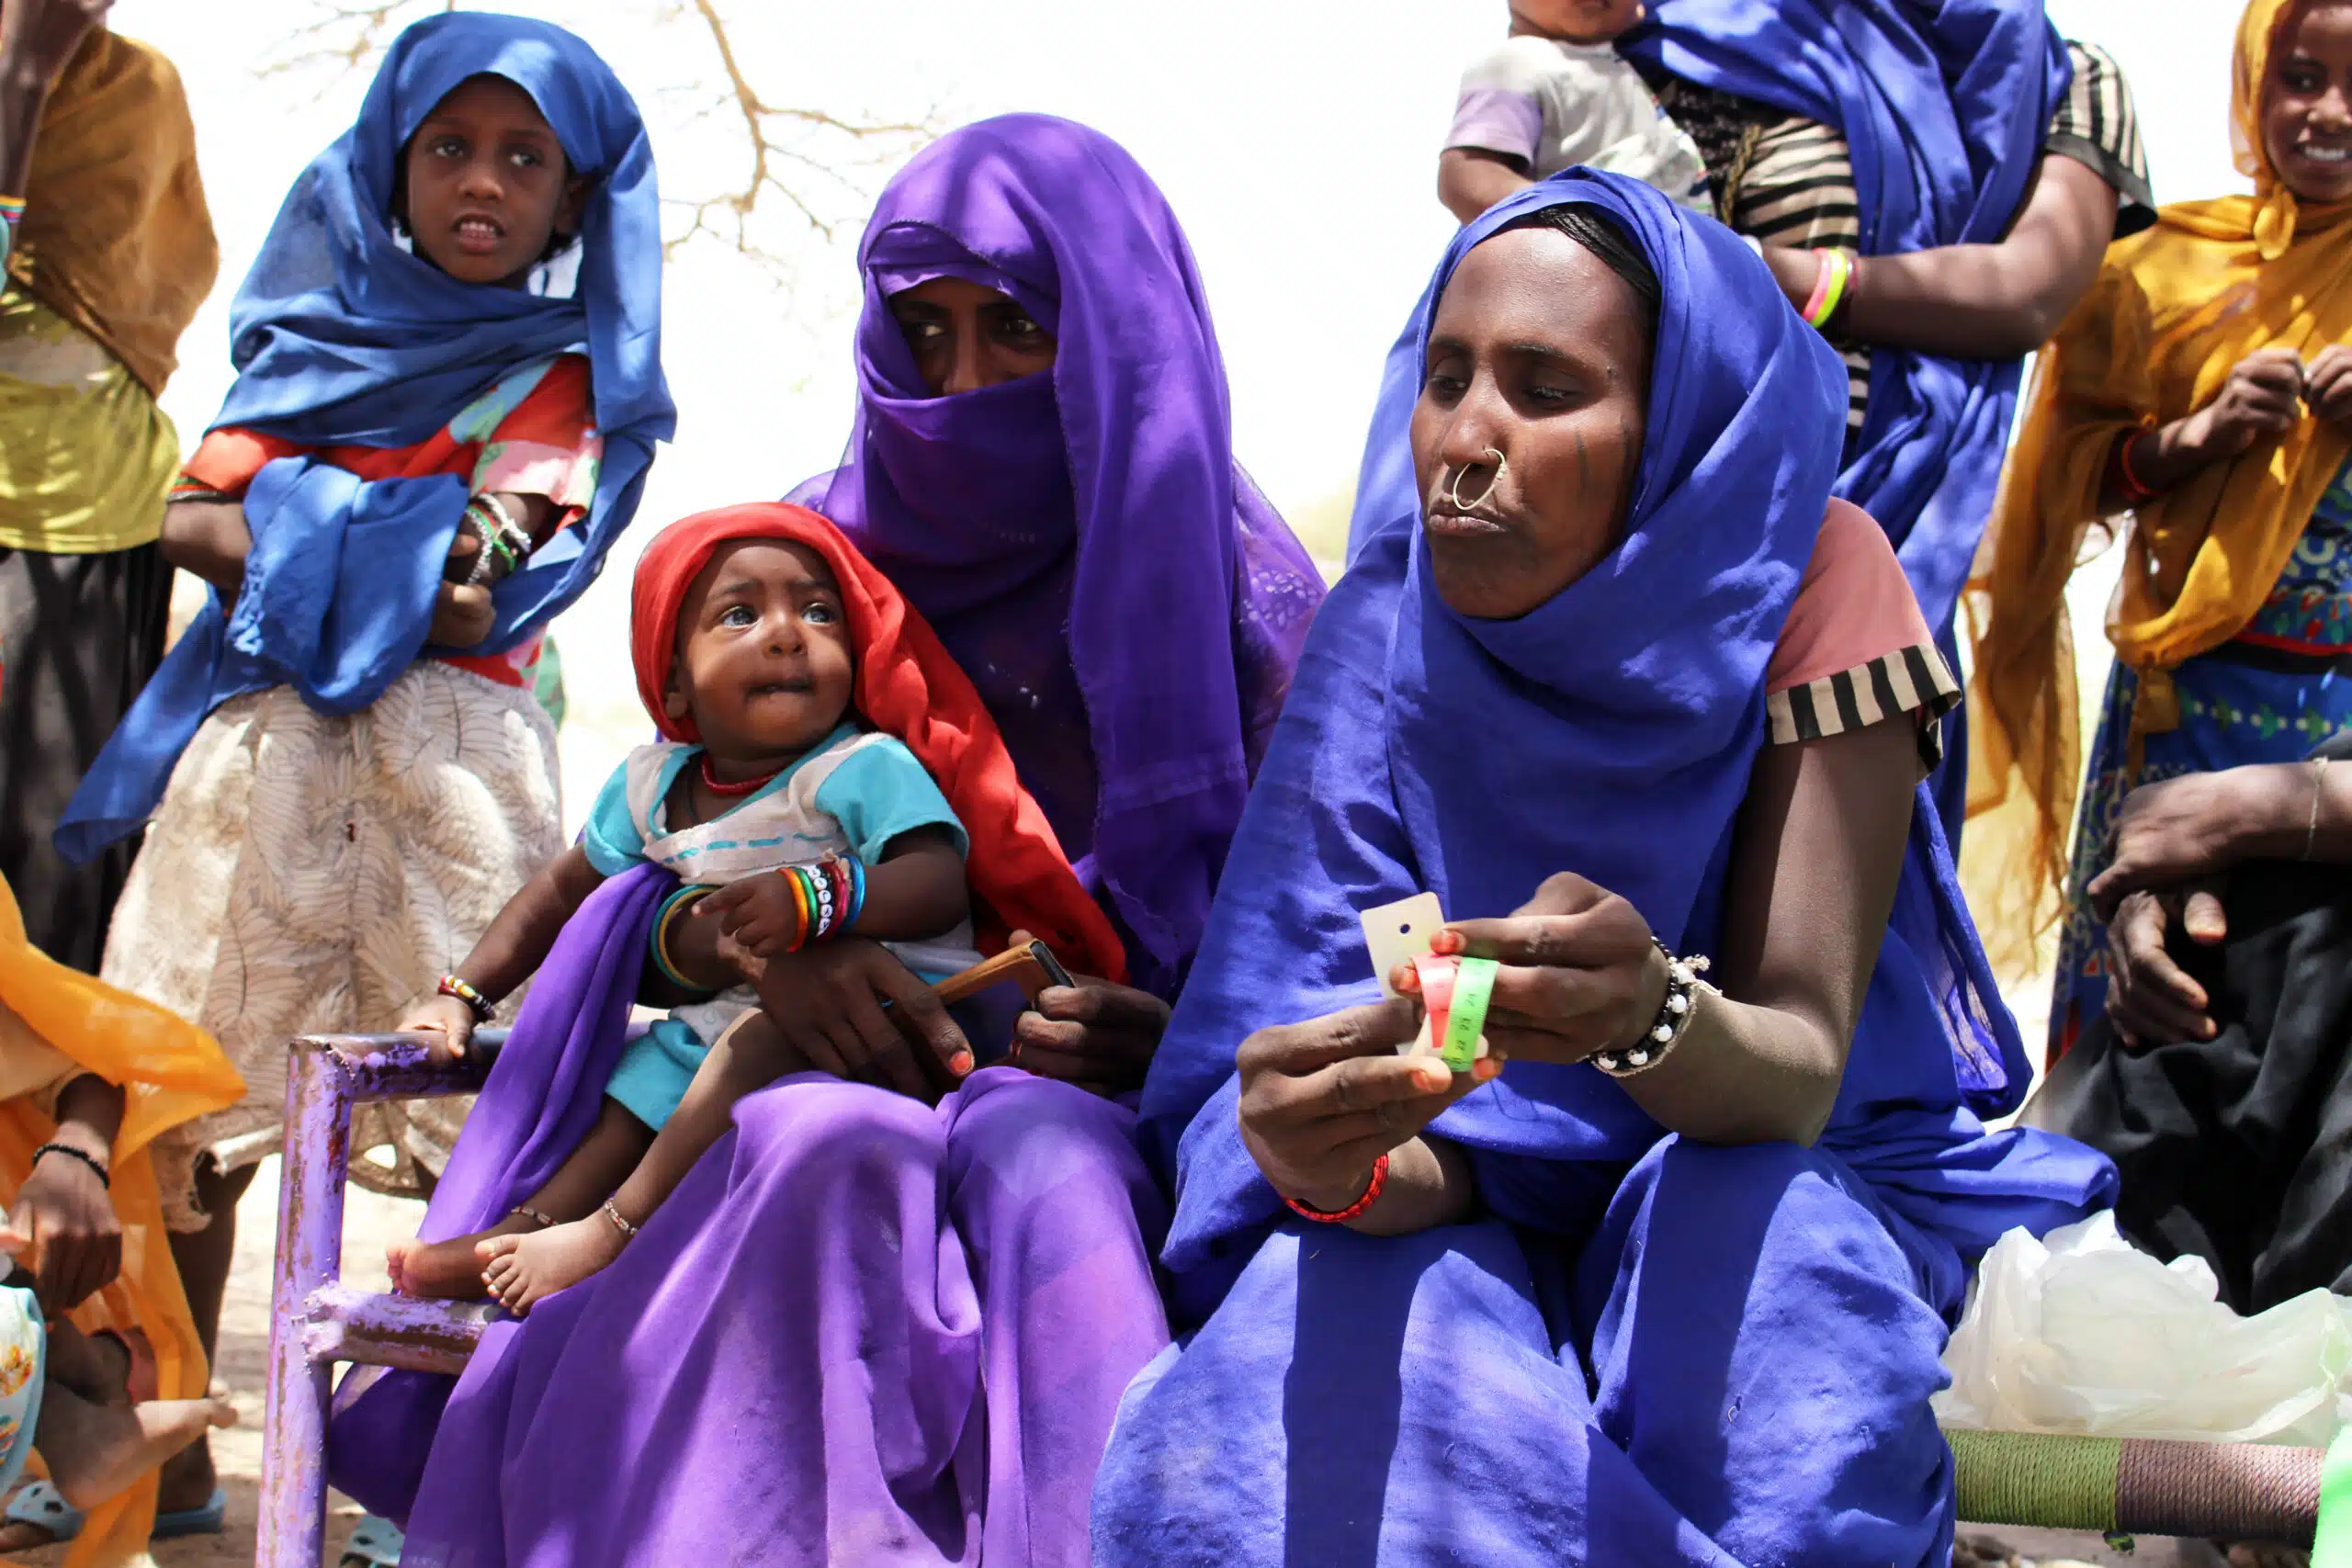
<box><xmin>1283</xmin><ymin>1154</ymin><xmax>1390</xmax><ymax>1224</ymax></box>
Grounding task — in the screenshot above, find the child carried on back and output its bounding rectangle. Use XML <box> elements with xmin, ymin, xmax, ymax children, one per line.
<box><xmin>1438</xmin><ymin>0</ymin><xmax>1711</xmax><ymax>223</ymax></box>
<box><xmin>390</xmin><ymin>503</ymin><xmax>1125</xmax><ymax>1313</ymax></box>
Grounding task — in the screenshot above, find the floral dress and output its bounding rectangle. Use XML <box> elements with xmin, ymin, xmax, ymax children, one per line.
<box><xmin>2050</xmin><ymin>457</ymin><xmax>2352</xmax><ymax>1058</ymax></box>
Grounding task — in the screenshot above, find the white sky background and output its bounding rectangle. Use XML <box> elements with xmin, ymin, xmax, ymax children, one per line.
<box><xmin>107</xmin><ymin>0</ymin><xmax>2245</xmax><ymax>829</ymax></box>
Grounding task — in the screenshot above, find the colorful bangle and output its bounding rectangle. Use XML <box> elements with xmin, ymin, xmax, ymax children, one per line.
<box><xmin>1801</xmin><ymin>247</ymin><xmax>1853</xmax><ymax>331</ymax></box>
<box><xmin>840</xmin><ymin>855</ymin><xmax>866</xmax><ymax>931</ymax></box>
<box><xmin>0</xmin><ymin>195</ymin><xmax>28</xmax><ymax>227</ymax></box>
<box><xmin>2113</xmin><ymin>430</ymin><xmax>2160</xmax><ymax>504</ymax></box>
<box><xmin>1283</xmin><ymin>1153</ymin><xmax>1389</xmax><ymax>1224</ymax></box>
<box><xmin>437</xmin><ymin>974</ymin><xmax>496</xmax><ymax>1025</ymax></box>
<box><xmin>649</xmin><ymin>886</ymin><xmax>715</xmax><ymax>991</ymax></box>
<box><xmin>780</xmin><ymin>864</ymin><xmax>813</xmax><ymax>951</ymax></box>
<box><xmin>830</xmin><ymin>856</ymin><xmax>862</xmax><ymax>934</ymax></box>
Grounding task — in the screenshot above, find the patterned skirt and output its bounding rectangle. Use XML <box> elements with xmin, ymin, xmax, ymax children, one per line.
<box><xmin>101</xmin><ymin>662</ymin><xmax>560</xmax><ymax>1223</ymax></box>
<box><xmin>2048</xmin><ymin>645</ymin><xmax>2352</xmax><ymax>1063</ymax></box>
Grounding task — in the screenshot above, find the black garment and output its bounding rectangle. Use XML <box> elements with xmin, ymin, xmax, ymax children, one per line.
<box><xmin>2024</xmin><ymin>734</ymin><xmax>2352</xmax><ymax>1314</ymax></box>
<box><xmin>0</xmin><ymin>541</ymin><xmax>171</xmax><ymax>969</ymax></box>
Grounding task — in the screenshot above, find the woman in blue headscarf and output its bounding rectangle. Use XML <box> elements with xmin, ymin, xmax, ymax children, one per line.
<box><xmin>1366</xmin><ymin>0</ymin><xmax>2158</xmax><ymax>848</ymax></box>
<box><xmin>1093</xmin><ymin>173</ymin><xmax>2114</xmax><ymax>1568</ymax></box>
<box><xmin>29</xmin><ymin>13</ymin><xmax>668</xmax><ymax>1544</ymax></box>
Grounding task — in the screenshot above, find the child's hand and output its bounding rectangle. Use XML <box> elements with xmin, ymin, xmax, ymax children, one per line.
<box><xmin>400</xmin><ymin>994</ymin><xmax>479</xmax><ymax>1065</ymax></box>
<box><xmin>699</xmin><ymin>874</ymin><xmax>807</xmax><ymax>961</ymax></box>
<box><xmin>10</xmin><ymin>1141</ymin><xmax>121</xmax><ymax>1314</ymax></box>
<box><xmin>428</xmin><ymin>581</ymin><xmax>495</xmax><ymax>649</ymax></box>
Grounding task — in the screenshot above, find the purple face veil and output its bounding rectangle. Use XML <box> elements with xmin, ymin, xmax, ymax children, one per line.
<box><xmin>788</xmin><ymin>114</ymin><xmax>1324</xmax><ymax>998</ymax></box>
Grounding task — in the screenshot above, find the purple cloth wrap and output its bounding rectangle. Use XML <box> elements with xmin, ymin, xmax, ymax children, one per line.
<box><xmin>327</xmin><ymin>867</ymin><xmax>1172</xmax><ymax>1563</ymax></box>
<box><xmin>786</xmin><ymin>114</ymin><xmax>1325</xmax><ymax>999</ymax></box>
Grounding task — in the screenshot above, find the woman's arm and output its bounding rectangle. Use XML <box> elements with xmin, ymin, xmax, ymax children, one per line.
<box><xmin>2091</xmin><ymin>349</ymin><xmax>2307</xmax><ymax>512</ymax></box>
<box><xmin>1234</xmin><ymin>997</ymin><xmax>1495</xmax><ymax>1234</ymax></box>
<box><xmin>2073</xmin><ymin>759</ymin><xmax>2352</xmax><ymax>1049</ymax></box>
<box><xmin>2088</xmin><ymin>757</ymin><xmax>2352</xmax><ymax>915</ymax></box>
<box><xmin>0</xmin><ymin>0</ymin><xmax>106</xmax><ymax>203</ymax></box>
<box><xmin>158</xmin><ymin>499</ymin><xmax>251</xmax><ymax>598</ymax></box>
<box><xmin>1760</xmin><ymin>154</ymin><xmax>2117</xmax><ymax>361</ymax></box>
<box><xmin>10</xmin><ymin>1071</ymin><xmax>126</xmax><ymax>1312</ymax></box>
<box><xmin>1624</xmin><ymin>716</ymin><xmax>1917</xmax><ymax>1145</ymax></box>
<box><xmin>1431</xmin><ymin>716</ymin><xmax>1920</xmax><ymax>1146</ymax></box>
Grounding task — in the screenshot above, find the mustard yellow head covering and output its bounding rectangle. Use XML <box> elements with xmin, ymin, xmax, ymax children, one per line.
<box><xmin>1964</xmin><ymin>0</ymin><xmax>2352</xmax><ymax>976</ymax></box>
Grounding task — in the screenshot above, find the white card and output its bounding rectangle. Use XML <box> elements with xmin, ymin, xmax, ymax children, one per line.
<box><xmin>1360</xmin><ymin>892</ymin><xmax>1444</xmax><ymax>1002</ymax></box>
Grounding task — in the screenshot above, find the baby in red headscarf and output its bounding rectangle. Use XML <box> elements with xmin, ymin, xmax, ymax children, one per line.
<box><xmin>384</xmin><ymin>504</ymin><xmax>1121</xmax><ymax>1313</ymax></box>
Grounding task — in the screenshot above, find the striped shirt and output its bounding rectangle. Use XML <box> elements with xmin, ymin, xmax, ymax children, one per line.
<box><xmin>1657</xmin><ymin>41</ymin><xmax>2154</xmax><ymax>434</ymax></box>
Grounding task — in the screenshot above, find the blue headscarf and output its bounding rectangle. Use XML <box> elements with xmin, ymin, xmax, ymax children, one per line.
<box><xmin>1147</xmin><ymin>172</ymin><xmax>2111</xmax><ymax>1314</ymax></box>
<box><xmin>58</xmin><ymin>12</ymin><xmax>672</xmax><ymax>863</ymax></box>
<box><xmin>1347</xmin><ymin>0</ymin><xmax>2069</xmax><ymax>638</ymax></box>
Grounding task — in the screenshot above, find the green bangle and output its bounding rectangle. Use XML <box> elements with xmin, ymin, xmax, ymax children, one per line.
<box><xmin>1440</xmin><ymin>955</ymin><xmax>1498</xmax><ymax>1073</ymax></box>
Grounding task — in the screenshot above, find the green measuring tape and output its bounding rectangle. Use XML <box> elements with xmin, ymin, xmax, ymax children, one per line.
<box><xmin>1439</xmin><ymin>955</ymin><xmax>1498</xmax><ymax>1072</ymax></box>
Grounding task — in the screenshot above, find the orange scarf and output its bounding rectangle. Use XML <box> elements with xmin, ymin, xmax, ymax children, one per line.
<box><xmin>0</xmin><ymin>875</ymin><xmax>242</xmax><ymax>1568</ymax></box>
<box><xmin>1962</xmin><ymin>0</ymin><xmax>2352</xmax><ymax>976</ymax></box>
<box><xmin>6</xmin><ymin>30</ymin><xmax>217</xmax><ymax>397</ymax></box>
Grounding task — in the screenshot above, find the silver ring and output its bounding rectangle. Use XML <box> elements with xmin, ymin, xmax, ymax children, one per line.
<box><xmin>1448</xmin><ymin>447</ymin><xmax>1506</xmax><ymax>511</ymax></box>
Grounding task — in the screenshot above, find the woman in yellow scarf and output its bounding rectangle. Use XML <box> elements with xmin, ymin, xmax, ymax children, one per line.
<box><xmin>1967</xmin><ymin>0</ymin><xmax>2352</xmax><ymax>1063</ymax></box>
<box><xmin>0</xmin><ymin>864</ymin><xmax>240</xmax><ymax>1567</ymax></box>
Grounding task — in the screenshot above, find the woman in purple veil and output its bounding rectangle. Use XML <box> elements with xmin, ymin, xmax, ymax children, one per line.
<box><xmin>337</xmin><ymin>115</ymin><xmax>1324</xmax><ymax>1567</ymax></box>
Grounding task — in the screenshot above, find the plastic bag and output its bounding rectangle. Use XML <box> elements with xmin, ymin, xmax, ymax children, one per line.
<box><xmin>1935</xmin><ymin>1212</ymin><xmax>2352</xmax><ymax>1446</ymax></box>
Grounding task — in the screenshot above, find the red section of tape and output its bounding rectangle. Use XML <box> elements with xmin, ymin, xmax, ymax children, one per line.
<box><xmin>1414</xmin><ymin>953</ymin><xmax>1457</xmax><ymax>1049</ymax></box>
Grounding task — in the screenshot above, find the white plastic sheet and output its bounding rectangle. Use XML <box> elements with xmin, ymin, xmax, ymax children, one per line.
<box><xmin>1935</xmin><ymin>1212</ymin><xmax>2352</xmax><ymax>1447</ymax></box>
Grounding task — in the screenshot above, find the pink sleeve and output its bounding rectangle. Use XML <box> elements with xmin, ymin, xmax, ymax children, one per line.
<box><xmin>1763</xmin><ymin>499</ymin><xmax>1960</xmax><ymax>760</ymax></box>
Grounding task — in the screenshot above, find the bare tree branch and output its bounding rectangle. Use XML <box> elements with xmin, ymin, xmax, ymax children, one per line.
<box><xmin>260</xmin><ymin>0</ymin><xmax>453</xmax><ymax>83</ymax></box>
<box><xmin>664</xmin><ymin>0</ymin><xmax>934</xmax><ymax>266</ymax></box>
<box><xmin>260</xmin><ymin>0</ymin><xmax>937</xmax><ymax>278</ymax></box>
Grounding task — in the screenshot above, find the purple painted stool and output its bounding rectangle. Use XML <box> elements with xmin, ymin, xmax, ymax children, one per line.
<box><xmin>258</xmin><ymin>1030</ymin><xmax>504</xmax><ymax>1568</ymax></box>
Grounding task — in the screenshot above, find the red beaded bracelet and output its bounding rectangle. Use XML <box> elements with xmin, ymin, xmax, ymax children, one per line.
<box><xmin>1282</xmin><ymin>1153</ymin><xmax>1389</xmax><ymax>1224</ymax></box>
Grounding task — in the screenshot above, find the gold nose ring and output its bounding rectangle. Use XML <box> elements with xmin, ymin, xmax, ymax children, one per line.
<box><xmin>1448</xmin><ymin>448</ymin><xmax>1507</xmax><ymax>511</ymax></box>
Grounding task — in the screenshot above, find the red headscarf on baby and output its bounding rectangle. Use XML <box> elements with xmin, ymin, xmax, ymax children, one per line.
<box><xmin>629</xmin><ymin>502</ymin><xmax>1128</xmax><ymax>985</ymax></box>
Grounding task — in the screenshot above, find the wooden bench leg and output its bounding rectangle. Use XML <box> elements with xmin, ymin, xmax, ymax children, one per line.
<box><xmin>259</xmin><ymin>1038</ymin><xmax>353</xmax><ymax>1568</ymax></box>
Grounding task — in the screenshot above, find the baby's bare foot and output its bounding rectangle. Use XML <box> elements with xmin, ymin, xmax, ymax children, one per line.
<box><xmin>390</xmin><ymin>1214</ymin><xmax>537</xmax><ymax>1300</ymax></box>
<box><xmin>39</xmin><ymin>1386</ymin><xmax>235</xmax><ymax>1511</ymax></box>
<box><xmin>478</xmin><ymin>1212</ymin><xmax>631</xmax><ymax>1316</ymax></box>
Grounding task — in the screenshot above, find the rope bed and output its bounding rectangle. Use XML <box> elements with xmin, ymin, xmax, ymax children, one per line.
<box><xmin>1948</xmin><ymin>1427</ymin><xmax>2352</xmax><ymax>1554</ymax></box>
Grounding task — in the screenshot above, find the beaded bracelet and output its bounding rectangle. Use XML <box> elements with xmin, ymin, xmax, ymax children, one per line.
<box><xmin>437</xmin><ymin>974</ymin><xmax>496</xmax><ymax>1025</ymax></box>
<box><xmin>1589</xmin><ymin>940</ymin><xmax>1714</xmax><ymax>1078</ymax></box>
<box><xmin>1283</xmin><ymin>1153</ymin><xmax>1389</xmax><ymax>1224</ymax></box>
<box><xmin>775</xmin><ymin>857</ymin><xmax>864</xmax><ymax>951</ymax></box>
<box><xmin>32</xmin><ymin>1142</ymin><xmax>108</xmax><ymax>1190</ymax></box>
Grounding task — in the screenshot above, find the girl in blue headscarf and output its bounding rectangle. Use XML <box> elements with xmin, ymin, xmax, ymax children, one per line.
<box><xmin>1092</xmin><ymin>173</ymin><xmax>2114</xmax><ymax>1568</ymax></box>
<box><xmin>28</xmin><ymin>14</ymin><xmax>668</xmax><ymax>1546</ymax></box>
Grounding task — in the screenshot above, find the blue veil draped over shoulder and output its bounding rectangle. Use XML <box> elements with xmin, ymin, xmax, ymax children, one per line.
<box><xmin>58</xmin><ymin>12</ymin><xmax>673</xmax><ymax>862</ymax></box>
<box><xmin>1146</xmin><ymin>171</ymin><xmax>2112</xmax><ymax>1320</ymax></box>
